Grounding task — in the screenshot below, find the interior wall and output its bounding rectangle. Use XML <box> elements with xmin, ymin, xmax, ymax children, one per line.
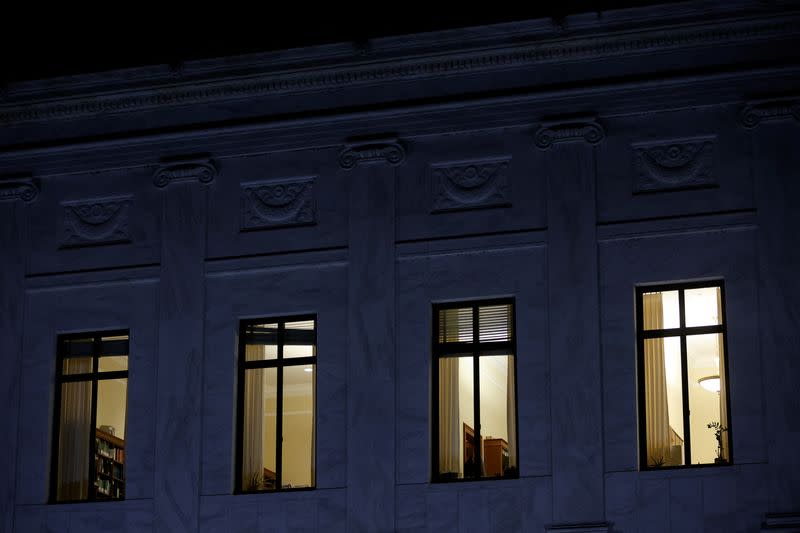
<box><xmin>96</xmin><ymin>379</ymin><xmax>127</xmax><ymax>440</ymax></box>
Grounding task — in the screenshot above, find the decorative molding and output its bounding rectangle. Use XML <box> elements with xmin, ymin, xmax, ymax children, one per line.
<box><xmin>740</xmin><ymin>99</ymin><xmax>800</xmax><ymax>128</ymax></box>
<box><xmin>430</xmin><ymin>157</ymin><xmax>511</xmax><ymax>212</ymax></box>
<box><xmin>546</xmin><ymin>523</ymin><xmax>611</xmax><ymax>533</ymax></box>
<box><xmin>153</xmin><ymin>158</ymin><xmax>217</xmax><ymax>188</ymax></box>
<box><xmin>3</xmin><ymin>16</ymin><xmax>798</xmax><ymax>125</ymax></box>
<box><xmin>762</xmin><ymin>512</ymin><xmax>800</xmax><ymax>532</ymax></box>
<box><xmin>535</xmin><ymin>119</ymin><xmax>605</xmax><ymax>149</ymax></box>
<box><xmin>633</xmin><ymin>136</ymin><xmax>716</xmax><ymax>193</ymax></box>
<box><xmin>241</xmin><ymin>177</ymin><xmax>316</xmax><ymax>231</ymax></box>
<box><xmin>61</xmin><ymin>196</ymin><xmax>132</xmax><ymax>247</ymax></box>
<box><xmin>0</xmin><ymin>178</ymin><xmax>38</xmax><ymax>202</ymax></box>
<box><xmin>339</xmin><ymin>140</ymin><xmax>405</xmax><ymax>169</ymax></box>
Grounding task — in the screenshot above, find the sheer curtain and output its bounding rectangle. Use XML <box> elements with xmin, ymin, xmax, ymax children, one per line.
<box><xmin>643</xmin><ymin>293</ymin><xmax>672</xmax><ymax>465</ymax></box>
<box><xmin>242</xmin><ymin>345</ymin><xmax>264</xmax><ymax>490</ymax></box>
<box><xmin>57</xmin><ymin>358</ymin><xmax>92</xmax><ymax>500</ymax></box>
<box><xmin>438</xmin><ymin>358</ymin><xmax>460</xmax><ymax>475</ymax></box>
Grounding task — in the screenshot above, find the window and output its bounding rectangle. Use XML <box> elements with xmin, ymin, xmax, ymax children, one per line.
<box><xmin>432</xmin><ymin>299</ymin><xmax>518</xmax><ymax>481</ymax></box>
<box><xmin>236</xmin><ymin>316</ymin><xmax>316</xmax><ymax>492</ymax></box>
<box><xmin>636</xmin><ymin>281</ymin><xmax>731</xmax><ymax>469</ymax></box>
<box><xmin>50</xmin><ymin>331</ymin><xmax>129</xmax><ymax>502</ymax></box>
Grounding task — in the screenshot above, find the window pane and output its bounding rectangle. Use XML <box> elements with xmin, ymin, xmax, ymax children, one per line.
<box><xmin>685</xmin><ymin>286</ymin><xmax>723</xmax><ymax>327</ymax></box>
<box><xmin>479</xmin><ymin>355</ymin><xmax>516</xmax><ymax>477</ymax></box>
<box><xmin>62</xmin><ymin>337</ymin><xmax>93</xmax><ymax>358</ymax></box>
<box><xmin>283</xmin><ymin>320</ymin><xmax>315</xmax><ymax>359</ymax></box>
<box><xmin>63</xmin><ymin>357</ymin><xmax>93</xmax><ymax>375</ymax></box>
<box><xmin>56</xmin><ymin>381</ymin><xmax>92</xmax><ymax>501</ymax></box>
<box><xmin>95</xmin><ymin>378</ymin><xmax>127</xmax><ymax>499</ymax></box>
<box><xmin>99</xmin><ymin>356</ymin><xmax>128</xmax><ymax>372</ymax></box>
<box><xmin>643</xmin><ymin>337</ymin><xmax>685</xmax><ymax>467</ymax></box>
<box><xmin>100</xmin><ymin>335</ymin><xmax>129</xmax><ymax>357</ymax></box>
<box><xmin>281</xmin><ymin>365</ymin><xmax>315</xmax><ymax>488</ymax></box>
<box><xmin>642</xmin><ymin>290</ymin><xmax>679</xmax><ymax>330</ymax></box>
<box><xmin>244</xmin><ymin>323</ymin><xmax>278</xmax><ymax>361</ymax></box>
<box><xmin>687</xmin><ymin>333</ymin><xmax>728</xmax><ymax>464</ymax></box>
<box><xmin>438</xmin><ymin>356</ymin><xmax>474</xmax><ymax>479</ymax></box>
<box><xmin>438</xmin><ymin>308</ymin><xmax>473</xmax><ymax>343</ymax></box>
<box><xmin>241</xmin><ymin>368</ymin><xmax>277</xmax><ymax>491</ymax></box>
<box><xmin>478</xmin><ymin>305</ymin><xmax>512</xmax><ymax>342</ymax></box>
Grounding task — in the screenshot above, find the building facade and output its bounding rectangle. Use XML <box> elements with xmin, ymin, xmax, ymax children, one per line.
<box><xmin>1</xmin><ymin>3</ymin><xmax>800</xmax><ymax>532</ymax></box>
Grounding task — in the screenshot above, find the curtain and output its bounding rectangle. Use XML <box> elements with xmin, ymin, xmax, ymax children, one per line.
<box><xmin>57</xmin><ymin>358</ymin><xmax>92</xmax><ymax>500</ymax></box>
<box><xmin>242</xmin><ymin>345</ymin><xmax>264</xmax><ymax>490</ymax></box>
<box><xmin>506</xmin><ymin>359</ymin><xmax>517</xmax><ymax>470</ymax></box>
<box><xmin>717</xmin><ymin>289</ymin><xmax>729</xmax><ymax>461</ymax></box>
<box><xmin>438</xmin><ymin>357</ymin><xmax>460</xmax><ymax>475</ymax></box>
<box><xmin>643</xmin><ymin>292</ymin><xmax>673</xmax><ymax>466</ymax></box>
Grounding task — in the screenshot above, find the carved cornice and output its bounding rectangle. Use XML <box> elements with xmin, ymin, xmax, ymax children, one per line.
<box><xmin>2</xmin><ymin>15</ymin><xmax>798</xmax><ymax>125</ymax></box>
<box><xmin>740</xmin><ymin>99</ymin><xmax>800</xmax><ymax>128</ymax></box>
<box><xmin>0</xmin><ymin>177</ymin><xmax>38</xmax><ymax>202</ymax></box>
<box><xmin>535</xmin><ymin>119</ymin><xmax>605</xmax><ymax>149</ymax></box>
<box><xmin>153</xmin><ymin>158</ymin><xmax>217</xmax><ymax>188</ymax></box>
<box><xmin>339</xmin><ymin>140</ymin><xmax>405</xmax><ymax>169</ymax></box>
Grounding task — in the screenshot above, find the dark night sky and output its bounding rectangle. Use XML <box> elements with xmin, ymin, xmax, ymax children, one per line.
<box><xmin>2</xmin><ymin>1</ymin><xmax>685</xmax><ymax>84</ymax></box>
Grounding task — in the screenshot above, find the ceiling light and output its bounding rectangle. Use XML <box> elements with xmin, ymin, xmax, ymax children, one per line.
<box><xmin>698</xmin><ymin>375</ymin><xmax>720</xmax><ymax>393</ymax></box>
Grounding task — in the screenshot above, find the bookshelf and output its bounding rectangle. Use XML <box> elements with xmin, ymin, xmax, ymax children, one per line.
<box><xmin>94</xmin><ymin>428</ymin><xmax>125</xmax><ymax>500</ymax></box>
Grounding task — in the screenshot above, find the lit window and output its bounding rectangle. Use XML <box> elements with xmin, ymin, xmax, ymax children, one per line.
<box><xmin>636</xmin><ymin>281</ymin><xmax>731</xmax><ymax>469</ymax></box>
<box><xmin>236</xmin><ymin>317</ymin><xmax>316</xmax><ymax>492</ymax></box>
<box><xmin>51</xmin><ymin>331</ymin><xmax>129</xmax><ymax>502</ymax></box>
<box><xmin>432</xmin><ymin>300</ymin><xmax>518</xmax><ymax>481</ymax></box>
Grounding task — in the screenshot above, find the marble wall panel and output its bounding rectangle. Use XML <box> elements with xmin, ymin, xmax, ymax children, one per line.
<box><xmin>26</xmin><ymin>167</ymin><xmax>161</xmax><ymax>275</ymax></box>
<box><xmin>206</xmin><ymin>148</ymin><xmax>348</xmax><ymax>259</ymax></box>
<box><xmin>396</xmin><ymin>241</ymin><xmax>549</xmax><ymax>485</ymax></box>
<box><xmin>202</xmin><ymin>261</ymin><xmax>347</xmax><ymax>496</ymax></box>
<box><xmin>596</xmin><ymin>105</ymin><xmax>753</xmax><ymax>223</ymax></box>
<box><xmin>17</xmin><ymin>280</ymin><xmax>158</xmax><ymax>505</ymax></box>
<box><xmin>396</xmin><ymin>477</ymin><xmax>552</xmax><ymax>533</ymax></box>
<box><xmin>599</xmin><ymin>227</ymin><xmax>762</xmax><ymax>472</ymax></box>
<box><xmin>396</xmin><ymin>127</ymin><xmax>546</xmax><ymax>242</ymax></box>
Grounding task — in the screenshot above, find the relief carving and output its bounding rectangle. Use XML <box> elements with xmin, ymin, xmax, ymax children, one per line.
<box><xmin>153</xmin><ymin>159</ymin><xmax>217</xmax><ymax>188</ymax></box>
<box><xmin>339</xmin><ymin>141</ymin><xmax>405</xmax><ymax>169</ymax></box>
<box><xmin>0</xmin><ymin>178</ymin><xmax>38</xmax><ymax>202</ymax></box>
<box><xmin>241</xmin><ymin>177</ymin><xmax>316</xmax><ymax>230</ymax></box>
<box><xmin>430</xmin><ymin>158</ymin><xmax>511</xmax><ymax>212</ymax></box>
<box><xmin>534</xmin><ymin>120</ymin><xmax>605</xmax><ymax>149</ymax></box>
<box><xmin>62</xmin><ymin>196</ymin><xmax>132</xmax><ymax>247</ymax></box>
<box><xmin>633</xmin><ymin>137</ymin><xmax>715</xmax><ymax>193</ymax></box>
<box><xmin>740</xmin><ymin>99</ymin><xmax>800</xmax><ymax>128</ymax></box>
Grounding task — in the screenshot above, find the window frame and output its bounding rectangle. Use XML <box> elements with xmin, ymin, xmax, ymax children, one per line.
<box><xmin>49</xmin><ymin>329</ymin><xmax>130</xmax><ymax>503</ymax></box>
<box><xmin>635</xmin><ymin>279</ymin><xmax>733</xmax><ymax>471</ymax></box>
<box><xmin>431</xmin><ymin>297</ymin><xmax>519</xmax><ymax>483</ymax></box>
<box><xmin>235</xmin><ymin>314</ymin><xmax>317</xmax><ymax>494</ymax></box>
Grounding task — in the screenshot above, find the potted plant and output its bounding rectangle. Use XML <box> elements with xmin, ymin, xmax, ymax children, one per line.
<box><xmin>707</xmin><ymin>421</ymin><xmax>728</xmax><ymax>464</ymax></box>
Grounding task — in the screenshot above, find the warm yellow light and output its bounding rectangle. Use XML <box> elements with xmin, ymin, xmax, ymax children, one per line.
<box><xmin>698</xmin><ymin>375</ymin><xmax>720</xmax><ymax>393</ymax></box>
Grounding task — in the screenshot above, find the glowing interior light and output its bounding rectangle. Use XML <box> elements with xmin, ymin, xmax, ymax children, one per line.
<box><xmin>303</xmin><ymin>366</ymin><xmax>313</xmax><ymax>373</ymax></box>
<box><xmin>698</xmin><ymin>375</ymin><xmax>720</xmax><ymax>393</ymax></box>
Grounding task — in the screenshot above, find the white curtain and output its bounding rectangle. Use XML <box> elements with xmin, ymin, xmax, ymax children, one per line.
<box><xmin>717</xmin><ymin>290</ymin><xmax>729</xmax><ymax>461</ymax></box>
<box><xmin>56</xmin><ymin>358</ymin><xmax>92</xmax><ymax>500</ymax></box>
<box><xmin>242</xmin><ymin>345</ymin><xmax>264</xmax><ymax>490</ymax></box>
<box><xmin>438</xmin><ymin>358</ymin><xmax>460</xmax><ymax>475</ymax></box>
<box><xmin>643</xmin><ymin>293</ymin><xmax>673</xmax><ymax>466</ymax></box>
